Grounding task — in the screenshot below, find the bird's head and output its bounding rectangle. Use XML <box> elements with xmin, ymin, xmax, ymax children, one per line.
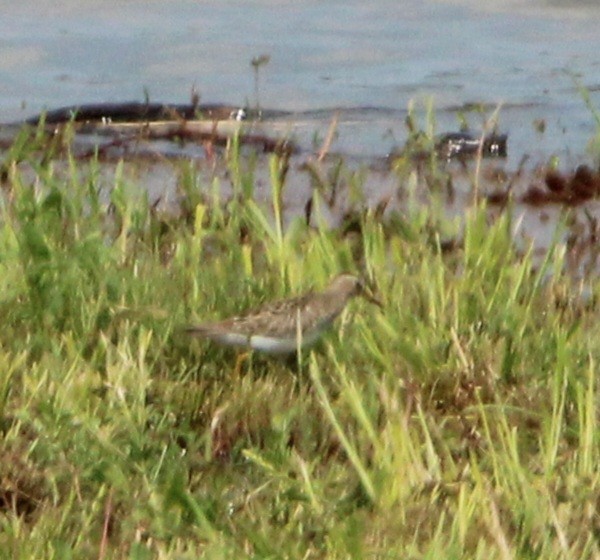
<box><xmin>328</xmin><ymin>273</ymin><xmax>383</xmax><ymax>308</ymax></box>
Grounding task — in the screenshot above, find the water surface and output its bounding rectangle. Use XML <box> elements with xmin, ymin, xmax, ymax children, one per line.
<box><xmin>2</xmin><ymin>0</ymin><xmax>600</xmax><ymax>165</ymax></box>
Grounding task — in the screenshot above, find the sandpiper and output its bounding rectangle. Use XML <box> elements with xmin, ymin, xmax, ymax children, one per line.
<box><xmin>185</xmin><ymin>274</ymin><xmax>381</xmax><ymax>355</ymax></box>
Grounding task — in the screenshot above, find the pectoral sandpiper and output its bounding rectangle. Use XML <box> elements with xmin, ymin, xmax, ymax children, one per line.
<box><xmin>185</xmin><ymin>274</ymin><xmax>381</xmax><ymax>355</ymax></box>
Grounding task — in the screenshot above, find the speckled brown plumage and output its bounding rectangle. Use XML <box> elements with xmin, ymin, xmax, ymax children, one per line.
<box><xmin>186</xmin><ymin>274</ymin><xmax>378</xmax><ymax>354</ymax></box>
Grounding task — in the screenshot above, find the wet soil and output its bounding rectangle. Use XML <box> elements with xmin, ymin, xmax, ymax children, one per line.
<box><xmin>2</xmin><ymin>103</ymin><xmax>600</xmax><ymax>283</ymax></box>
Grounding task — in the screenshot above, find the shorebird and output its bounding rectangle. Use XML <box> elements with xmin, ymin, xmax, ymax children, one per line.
<box><xmin>185</xmin><ymin>274</ymin><xmax>381</xmax><ymax>355</ymax></box>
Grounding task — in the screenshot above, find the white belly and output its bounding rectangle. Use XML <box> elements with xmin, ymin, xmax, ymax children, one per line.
<box><xmin>249</xmin><ymin>329</ymin><xmax>323</xmax><ymax>354</ymax></box>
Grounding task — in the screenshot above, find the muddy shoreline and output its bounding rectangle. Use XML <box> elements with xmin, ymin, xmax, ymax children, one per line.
<box><xmin>2</xmin><ymin>99</ymin><xmax>600</xmax><ymax>281</ymax></box>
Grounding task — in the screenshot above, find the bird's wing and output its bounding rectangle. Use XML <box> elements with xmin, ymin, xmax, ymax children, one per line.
<box><xmin>185</xmin><ymin>289</ymin><xmax>321</xmax><ymax>339</ymax></box>
<box><xmin>185</xmin><ymin>323</ymin><xmax>250</xmax><ymax>347</ymax></box>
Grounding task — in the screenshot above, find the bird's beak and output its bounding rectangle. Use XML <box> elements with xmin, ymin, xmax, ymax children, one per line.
<box><xmin>359</xmin><ymin>281</ymin><xmax>383</xmax><ymax>308</ymax></box>
<box><xmin>363</xmin><ymin>290</ymin><xmax>383</xmax><ymax>308</ymax></box>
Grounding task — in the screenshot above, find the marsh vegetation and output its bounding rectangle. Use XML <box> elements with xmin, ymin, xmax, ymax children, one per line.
<box><xmin>1</xmin><ymin>114</ymin><xmax>600</xmax><ymax>559</ymax></box>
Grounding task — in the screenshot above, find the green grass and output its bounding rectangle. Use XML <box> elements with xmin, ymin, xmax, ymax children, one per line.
<box><xmin>1</xmin><ymin>125</ymin><xmax>600</xmax><ymax>559</ymax></box>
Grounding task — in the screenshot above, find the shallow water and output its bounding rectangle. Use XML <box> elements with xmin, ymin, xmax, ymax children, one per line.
<box><xmin>3</xmin><ymin>0</ymin><xmax>600</xmax><ymax>279</ymax></box>
<box><xmin>1</xmin><ymin>0</ymin><xmax>600</xmax><ymax>166</ymax></box>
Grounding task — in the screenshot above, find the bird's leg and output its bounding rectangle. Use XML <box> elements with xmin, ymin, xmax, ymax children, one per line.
<box><xmin>295</xmin><ymin>308</ymin><xmax>303</xmax><ymax>373</ymax></box>
<box><xmin>233</xmin><ymin>350</ymin><xmax>251</xmax><ymax>377</ymax></box>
